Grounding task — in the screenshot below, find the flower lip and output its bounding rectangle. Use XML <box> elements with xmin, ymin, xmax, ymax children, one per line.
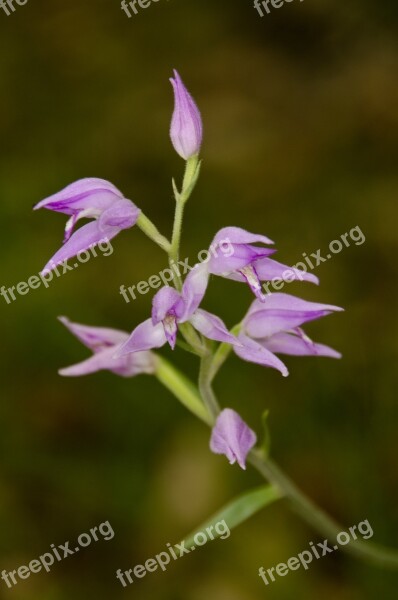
<box><xmin>162</xmin><ymin>314</ymin><xmax>178</xmax><ymax>349</ymax></box>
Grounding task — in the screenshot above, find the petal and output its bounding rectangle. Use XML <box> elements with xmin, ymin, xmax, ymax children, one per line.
<box><xmin>233</xmin><ymin>334</ymin><xmax>289</xmax><ymax>377</ymax></box>
<box><xmin>261</xmin><ymin>331</ymin><xmax>342</xmax><ymax>358</ymax></box>
<box><xmin>59</xmin><ymin>346</ymin><xmax>156</xmax><ymax>378</ymax></box>
<box><xmin>99</xmin><ymin>198</ymin><xmax>140</xmax><ymax>231</ymax></box>
<box><xmin>151</xmin><ymin>286</ymin><xmax>184</xmax><ymax>324</ymax></box>
<box><xmin>34</xmin><ymin>178</ymin><xmax>124</xmax><ymax>214</ymax></box>
<box><xmin>245</xmin><ymin>309</ymin><xmax>337</xmax><ymax>340</ymax></box>
<box><xmin>247</xmin><ymin>293</ymin><xmax>343</xmax><ymax>317</ymax></box>
<box><xmin>254</xmin><ymin>257</ymin><xmax>319</xmax><ymax>285</ymax></box>
<box><xmin>211</xmin><ymin>227</ymin><xmax>274</xmax><ymax>247</ymax></box>
<box><xmin>244</xmin><ymin>293</ymin><xmax>344</xmax><ymax>339</ymax></box>
<box><xmin>208</xmin><ymin>244</ymin><xmax>276</xmax><ymax>276</ymax></box>
<box><xmin>210</xmin><ymin>408</ymin><xmax>257</xmax><ymax>470</ymax></box>
<box><xmin>115</xmin><ymin>319</ymin><xmax>167</xmax><ymax>355</ymax></box>
<box><xmin>58</xmin><ymin>316</ymin><xmax>128</xmax><ymax>352</ymax></box>
<box><xmin>180</xmin><ymin>262</ymin><xmax>209</xmax><ymax>320</ymax></box>
<box><xmin>190</xmin><ymin>309</ymin><xmax>241</xmax><ymax>345</ymax></box>
<box><xmin>41</xmin><ymin>221</ymin><xmax>120</xmax><ymax>273</ymax></box>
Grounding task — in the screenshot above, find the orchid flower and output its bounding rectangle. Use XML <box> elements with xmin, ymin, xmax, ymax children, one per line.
<box><xmin>207</xmin><ymin>227</ymin><xmax>319</xmax><ymax>301</ymax></box>
<box><xmin>116</xmin><ymin>263</ymin><xmax>240</xmax><ymax>355</ymax></box>
<box><xmin>234</xmin><ymin>293</ymin><xmax>343</xmax><ymax>376</ymax></box>
<box><xmin>58</xmin><ymin>316</ymin><xmax>156</xmax><ymax>377</ymax></box>
<box><xmin>210</xmin><ymin>409</ymin><xmax>257</xmax><ymax>470</ymax></box>
<box><xmin>34</xmin><ymin>178</ymin><xmax>140</xmax><ymax>272</ymax></box>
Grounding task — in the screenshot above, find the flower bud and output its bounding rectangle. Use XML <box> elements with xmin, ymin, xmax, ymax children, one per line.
<box><xmin>169</xmin><ymin>70</ymin><xmax>203</xmax><ymax>160</ymax></box>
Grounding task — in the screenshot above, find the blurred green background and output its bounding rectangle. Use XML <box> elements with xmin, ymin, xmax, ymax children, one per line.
<box><xmin>0</xmin><ymin>0</ymin><xmax>397</xmax><ymax>598</ymax></box>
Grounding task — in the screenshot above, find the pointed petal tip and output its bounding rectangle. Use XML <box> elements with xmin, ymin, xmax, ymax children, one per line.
<box><xmin>58</xmin><ymin>367</ymin><xmax>73</xmax><ymax>377</ymax></box>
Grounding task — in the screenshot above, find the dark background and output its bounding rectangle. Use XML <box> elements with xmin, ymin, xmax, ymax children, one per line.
<box><xmin>0</xmin><ymin>0</ymin><xmax>397</xmax><ymax>598</ymax></box>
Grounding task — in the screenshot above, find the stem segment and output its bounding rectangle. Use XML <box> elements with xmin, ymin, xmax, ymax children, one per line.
<box><xmin>169</xmin><ymin>155</ymin><xmax>200</xmax><ymax>289</ymax></box>
<box><xmin>154</xmin><ymin>355</ymin><xmax>212</xmax><ymax>425</ymax></box>
<box><xmin>137</xmin><ymin>213</ymin><xmax>171</xmax><ymax>253</ymax></box>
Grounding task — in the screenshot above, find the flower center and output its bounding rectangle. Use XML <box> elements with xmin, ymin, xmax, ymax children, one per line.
<box><xmin>239</xmin><ymin>265</ymin><xmax>266</xmax><ymax>301</ymax></box>
<box><xmin>162</xmin><ymin>314</ymin><xmax>178</xmax><ymax>349</ymax></box>
<box><xmin>64</xmin><ymin>208</ymin><xmax>102</xmax><ymax>242</ymax></box>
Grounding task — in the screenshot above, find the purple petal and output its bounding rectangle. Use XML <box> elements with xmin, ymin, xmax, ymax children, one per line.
<box><xmin>261</xmin><ymin>331</ymin><xmax>342</xmax><ymax>358</ymax></box>
<box><xmin>180</xmin><ymin>262</ymin><xmax>209</xmax><ymax>320</ymax></box>
<box><xmin>58</xmin><ymin>316</ymin><xmax>128</xmax><ymax>352</ymax></box>
<box><xmin>190</xmin><ymin>309</ymin><xmax>241</xmax><ymax>345</ymax></box>
<box><xmin>208</xmin><ymin>244</ymin><xmax>276</xmax><ymax>277</ymax></box>
<box><xmin>210</xmin><ymin>408</ymin><xmax>257</xmax><ymax>470</ymax></box>
<box><xmin>234</xmin><ymin>334</ymin><xmax>289</xmax><ymax>377</ymax></box>
<box><xmin>59</xmin><ymin>346</ymin><xmax>156</xmax><ymax>378</ymax></box>
<box><xmin>115</xmin><ymin>319</ymin><xmax>167</xmax><ymax>355</ymax></box>
<box><xmin>247</xmin><ymin>293</ymin><xmax>343</xmax><ymax>316</ymax></box>
<box><xmin>211</xmin><ymin>227</ymin><xmax>274</xmax><ymax>247</ymax></box>
<box><xmin>34</xmin><ymin>178</ymin><xmax>124</xmax><ymax>214</ymax></box>
<box><xmin>170</xmin><ymin>70</ymin><xmax>202</xmax><ymax>160</ymax></box>
<box><xmin>151</xmin><ymin>286</ymin><xmax>185</xmax><ymax>324</ymax></box>
<box><xmin>41</xmin><ymin>221</ymin><xmax>120</xmax><ymax>273</ymax></box>
<box><xmin>244</xmin><ymin>293</ymin><xmax>343</xmax><ymax>339</ymax></box>
<box><xmin>255</xmin><ymin>257</ymin><xmax>319</xmax><ymax>285</ymax></box>
<box><xmin>99</xmin><ymin>199</ymin><xmax>140</xmax><ymax>231</ymax></box>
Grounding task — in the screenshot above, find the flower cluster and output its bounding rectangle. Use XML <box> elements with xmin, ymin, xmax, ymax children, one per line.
<box><xmin>35</xmin><ymin>71</ymin><xmax>343</xmax><ymax>471</ymax></box>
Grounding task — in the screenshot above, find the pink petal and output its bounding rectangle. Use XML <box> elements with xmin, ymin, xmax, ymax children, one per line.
<box><xmin>190</xmin><ymin>309</ymin><xmax>241</xmax><ymax>345</ymax></box>
<box><xmin>115</xmin><ymin>319</ymin><xmax>167</xmax><ymax>356</ymax></box>
<box><xmin>233</xmin><ymin>334</ymin><xmax>289</xmax><ymax>377</ymax></box>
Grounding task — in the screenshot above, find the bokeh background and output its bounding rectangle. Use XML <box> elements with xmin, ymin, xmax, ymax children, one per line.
<box><xmin>1</xmin><ymin>0</ymin><xmax>397</xmax><ymax>598</ymax></box>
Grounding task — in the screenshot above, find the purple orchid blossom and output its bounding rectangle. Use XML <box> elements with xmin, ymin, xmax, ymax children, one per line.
<box><xmin>210</xmin><ymin>409</ymin><xmax>257</xmax><ymax>470</ymax></box>
<box><xmin>234</xmin><ymin>293</ymin><xmax>343</xmax><ymax>376</ymax></box>
<box><xmin>116</xmin><ymin>263</ymin><xmax>240</xmax><ymax>355</ymax></box>
<box><xmin>34</xmin><ymin>178</ymin><xmax>140</xmax><ymax>273</ymax></box>
<box><xmin>58</xmin><ymin>316</ymin><xmax>156</xmax><ymax>378</ymax></box>
<box><xmin>170</xmin><ymin>70</ymin><xmax>203</xmax><ymax>160</ymax></box>
<box><xmin>206</xmin><ymin>227</ymin><xmax>319</xmax><ymax>301</ymax></box>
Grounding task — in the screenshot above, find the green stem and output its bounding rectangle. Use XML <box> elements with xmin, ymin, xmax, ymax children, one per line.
<box><xmin>178</xmin><ymin>322</ymin><xmax>207</xmax><ymax>357</ymax></box>
<box><xmin>155</xmin><ymin>359</ymin><xmax>398</xmax><ymax>570</ymax></box>
<box><xmin>154</xmin><ymin>355</ymin><xmax>212</xmax><ymax>425</ymax></box>
<box><xmin>136</xmin><ymin>213</ymin><xmax>171</xmax><ymax>253</ymax></box>
<box><xmin>199</xmin><ymin>354</ymin><xmax>221</xmax><ymax>419</ymax></box>
<box><xmin>248</xmin><ymin>450</ymin><xmax>398</xmax><ymax>569</ymax></box>
<box><xmin>169</xmin><ymin>155</ymin><xmax>200</xmax><ymax>289</ymax></box>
